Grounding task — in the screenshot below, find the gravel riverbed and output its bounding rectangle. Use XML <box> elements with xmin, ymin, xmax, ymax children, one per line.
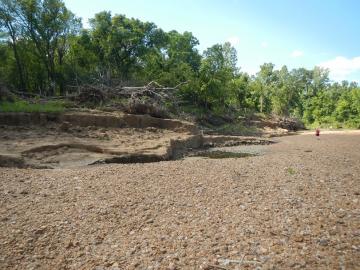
<box><xmin>0</xmin><ymin>133</ymin><xmax>359</xmax><ymax>269</ymax></box>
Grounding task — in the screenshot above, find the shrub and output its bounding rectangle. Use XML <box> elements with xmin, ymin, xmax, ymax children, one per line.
<box><xmin>0</xmin><ymin>100</ymin><xmax>65</xmax><ymax>113</ymax></box>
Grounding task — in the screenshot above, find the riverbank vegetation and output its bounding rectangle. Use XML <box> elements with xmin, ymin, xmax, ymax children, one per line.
<box><xmin>1</xmin><ymin>0</ymin><xmax>359</xmax><ymax>128</ymax></box>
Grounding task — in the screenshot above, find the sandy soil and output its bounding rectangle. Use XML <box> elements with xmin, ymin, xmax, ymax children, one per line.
<box><xmin>0</xmin><ymin>132</ymin><xmax>359</xmax><ymax>269</ymax></box>
<box><xmin>0</xmin><ymin>125</ymin><xmax>190</xmax><ymax>168</ymax></box>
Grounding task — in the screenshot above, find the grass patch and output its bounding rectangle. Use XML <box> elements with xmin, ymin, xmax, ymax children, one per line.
<box><xmin>195</xmin><ymin>150</ymin><xmax>256</xmax><ymax>159</ymax></box>
<box><xmin>305</xmin><ymin>121</ymin><xmax>360</xmax><ymax>130</ymax></box>
<box><xmin>287</xmin><ymin>167</ymin><xmax>296</xmax><ymax>175</ymax></box>
<box><xmin>0</xmin><ymin>100</ymin><xmax>66</xmax><ymax>113</ymax></box>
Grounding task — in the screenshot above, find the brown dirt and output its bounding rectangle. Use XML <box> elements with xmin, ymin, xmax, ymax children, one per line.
<box><xmin>0</xmin><ymin>111</ymin><xmax>207</xmax><ymax>168</ymax></box>
<box><xmin>0</xmin><ymin>112</ymin><xmax>199</xmax><ymax>134</ymax></box>
<box><xmin>0</xmin><ymin>132</ymin><xmax>359</xmax><ymax>269</ymax></box>
<box><xmin>0</xmin><ymin>112</ymin><xmax>272</xmax><ymax>168</ymax></box>
<box><xmin>0</xmin><ymin>124</ymin><xmax>195</xmax><ymax>168</ymax></box>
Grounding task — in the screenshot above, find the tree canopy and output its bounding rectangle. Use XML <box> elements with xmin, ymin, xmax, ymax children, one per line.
<box><xmin>1</xmin><ymin>0</ymin><xmax>359</xmax><ymax>128</ymax></box>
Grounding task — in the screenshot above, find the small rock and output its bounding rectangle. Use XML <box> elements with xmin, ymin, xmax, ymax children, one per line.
<box><xmin>19</xmin><ymin>189</ymin><xmax>29</xmax><ymax>195</ymax></box>
<box><xmin>34</xmin><ymin>226</ymin><xmax>47</xmax><ymax>235</ymax></box>
<box><xmin>168</xmin><ymin>262</ymin><xmax>177</xmax><ymax>270</ymax></box>
<box><xmin>337</xmin><ymin>210</ymin><xmax>346</xmax><ymax>218</ymax></box>
<box><xmin>66</xmin><ymin>241</ymin><xmax>76</xmax><ymax>249</ymax></box>
<box><xmin>258</xmin><ymin>246</ymin><xmax>268</xmax><ymax>255</ymax></box>
<box><xmin>318</xmin><ymin>239</ymin><xmax>329</xmax><ymax>246</ymax></box>
<box><xmin>94</xmin><ymin>235</ymin><xmax>104</xmax><ymax>245</ymax></box>
<box><xmin>293</xmin><ymin>235</ymin><xmax>304</xmax><ymax>242</ymax></box>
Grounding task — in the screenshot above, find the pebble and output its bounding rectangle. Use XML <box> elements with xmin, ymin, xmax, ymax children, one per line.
<box><xmin>0</xmin><ymin>133</ymin><xmax>359</xmax><ymax>269</ymax></box>
<box><xmin>318</xmin><ymin>239</ymin><xmax>329</xmax><ymax>246</ymax></box>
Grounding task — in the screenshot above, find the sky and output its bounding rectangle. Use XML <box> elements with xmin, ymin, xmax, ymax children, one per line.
<box><xmin>63</xmin><ymin>0</ymin><xmax>360</xmax><ymax>82</ymax></box>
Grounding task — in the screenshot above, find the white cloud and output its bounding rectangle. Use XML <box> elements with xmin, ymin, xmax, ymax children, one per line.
<box><xmin>261</xmin><ymin>41</ymin><xmax>268</xmax><ymax>48</ymax></box>
<box><xmin>291</xmin><ymin>50</ymin><xmax>304</xmax><ymax>58</ymax></box>
<box><xmin>319</xmin><ymin>56</ymin><xmax>360</xmax><ymax>81</ymax></box>
<box><xmin>227</xmin><ymin>36</ymin><xmax>240</xmax><ymax>46</ymax></box>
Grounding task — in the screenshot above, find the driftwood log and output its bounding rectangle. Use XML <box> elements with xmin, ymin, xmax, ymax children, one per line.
<box><xmin>122</xmin><ymin>81</ymin><xmax>188</xmax><ymax>118</ymax></box>
<box><xmin>118</xmin><ymin>81</ymin><xmax>188</xmax><ymax>99</ymax></box>
<box><xmin>8</xmin><ymin>81</ymin><xmax>187</xmax><ymax>103</ymax></box>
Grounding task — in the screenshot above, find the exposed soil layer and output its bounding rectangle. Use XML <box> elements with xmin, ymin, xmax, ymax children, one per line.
<box><xmin>0</xmin><ymin>132</ymin><xmax>359</xmax><ymax>269</ymax></box>
<box><xmin>0</xmin><ymin>112</ymin><xmax>272</xmax><ymax>168</ymax></box>
<box><xmin>0</xmin><ymin>124</ymin><xmax>271</xmax><ymax>168</ymax></box>
<box><xmin>0</xmin><ymin>124</ymin><xmax>199</xmax><ymax>168</ymax></box>
<box><xmin>0</xmin><ymin>111</ymin><xmax>199</xmax><ymax>134</ymax></box>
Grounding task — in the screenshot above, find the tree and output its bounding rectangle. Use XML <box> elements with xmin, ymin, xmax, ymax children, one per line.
<box><xmin>0</xmin><ymin>0</ymin><xmax>26</xmax><ymax>91</ymax></box>
<box><xmin>270</xmin><ymin>66</ymin><xmax>302</xmax><ymax>116</ymax></box>
<box><xmin>17</xmin><ymin>0</ymin><xmax>80</xmax><ymax>95</ymax></box>
<box><xmin>198</xmin><ymin>42</ymin><xmax>238</xmax><ymax>110</ymax></box>
<box><xmin>233</xmin><ymin>72</ymin><xmax>252</xmax><ymax>111</ymax></box>
<box><xmin>335</xmin><ymin>87</ymin><xmax>360</xmax><ymax>127</ymax></box>
<box><xmin>64</xmin><ymin>30</ymin><xmax>99</xmax><ymax>86</ymax></box>
<box><xmin>139</xmin><ymin>30</ymin><xmax>201</xmax><ymax>89</ymax></box>
<box><xmin>89</xmin><ymin>12</ymin><xmax>167</xmax><ymax>84</ymax></box>
<box><xmin>311</xmin><ymin>66</ymin><xmax>330</xmax><ymax>96</ymax></box>
<box><xmin>253</xmin><ymin>63</ymin><xmax>275</xmax><ymax>113</ymax></box>
<box><xmin>166</xmin><ymin>31</ymin><xmax>201</xmax><ymax>73</ymax></box>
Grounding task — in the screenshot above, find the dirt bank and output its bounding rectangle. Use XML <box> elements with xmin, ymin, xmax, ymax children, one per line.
<box><xmin>0</xmin><ymin>112</ymin><xmax>200</xmax><ymax>168</ymax></box>
<box><xmin>0</xmin><ymin>111</ymin><xmax>199</xmax><ymax>134</ymax></box>
<box><xmin>0</xmin><ymin>124</ymin><xmax>201</xmax><ymax>168</ymax></box>
<box><xmin>0</xmin><ymin>133</ymin><xmax>359</xmax><ymax>269</ymax></box>
<box><xmin>0</xmin><ymin>112</ymin><xmax>272</xmax><ymax>168</ymax></box>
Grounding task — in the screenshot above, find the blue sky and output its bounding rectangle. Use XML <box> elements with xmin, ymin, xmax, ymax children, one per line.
<box><xmin>63</xmin><ymin>0</ymin><xmax>360</xmax><ymax>82</ymax></box>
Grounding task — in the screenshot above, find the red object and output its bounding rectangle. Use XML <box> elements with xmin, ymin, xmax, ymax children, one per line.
<box><xmin>316</xmin><ymin>129</ymin><xmax>320</xmax><ymax>136</ymax></box>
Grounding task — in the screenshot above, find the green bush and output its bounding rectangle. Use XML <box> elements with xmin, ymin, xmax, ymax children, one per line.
<box><xmin>0</xmin><ymin>100</ymin><xmax>66</xmax><ymax>113</ymax></box>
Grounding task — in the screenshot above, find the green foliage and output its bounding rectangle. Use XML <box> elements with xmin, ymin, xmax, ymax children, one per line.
<box><xmin>197</xmin><ymin>42</ymin><xmax>238</xmax><ymax>110</ymax></box>
<box><xmin>287</xmin><ymin>167</ymin><xmax>296</xmax><ymax>175</ymax></box>
<box><xmin>334</xmin><ymin>88</ymin><xmax>360</xmax><ymax>128</ymax></box>
<box><xmin>0</xmin><ymin>100</ymin><xmax>65</xmax><ymax>113</ymax></box>
<box><xmin>302</xmin><ymin>83</ymin><xmax>360</xmax><ymax>128</ymax></box>
<box><xmin>0</xmin><ymin>0</ymin><xmax>81</xmax><ymax>95</ymax></box>
<box><xmin>0</xmin><ymin>1</ymin><xmax>358</xmax><ymax>129</ymax></box>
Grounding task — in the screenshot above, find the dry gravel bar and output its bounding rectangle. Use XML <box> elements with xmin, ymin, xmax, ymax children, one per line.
<box><xmin>0</xmin><ymin>133</ymin><xmax>359</xmax><ymax>269</ymax></box>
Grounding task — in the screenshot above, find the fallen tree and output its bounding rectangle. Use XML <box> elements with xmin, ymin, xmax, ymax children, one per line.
<box><xmin>5</xmin><ymin>81</ymin><xmax>187</xmax><ymax>118</ymax></box>
<box><xmin>121</xmin><ymin>81</ymin><xmax>188</xmax><ymax>118</ymax></box>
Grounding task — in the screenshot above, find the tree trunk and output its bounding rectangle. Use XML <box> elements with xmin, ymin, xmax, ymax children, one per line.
<box><xmin>58</xmin><ymin>49</ymin><xmax>65</xmax><ymax>95</ymax></box>
<box><xmin>10</xmin><ymin>41</ymin><xmax>27</xmax><ymax>92</ymax></box>
<box><xmin>47</xmin><ymin>49</ymin><xmax>56</xmax><ymax>96</ymax></box>
<box><xmin>7</xmin><ymin>23</ymin><xmax>26</xmax><ymax>92</ymax></box>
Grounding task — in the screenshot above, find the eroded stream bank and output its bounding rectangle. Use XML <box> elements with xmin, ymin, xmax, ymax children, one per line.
<box><xmin>0</xmin><ymin>112</ymin><xmax>273</xmax><ymax>168</ymax></box>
